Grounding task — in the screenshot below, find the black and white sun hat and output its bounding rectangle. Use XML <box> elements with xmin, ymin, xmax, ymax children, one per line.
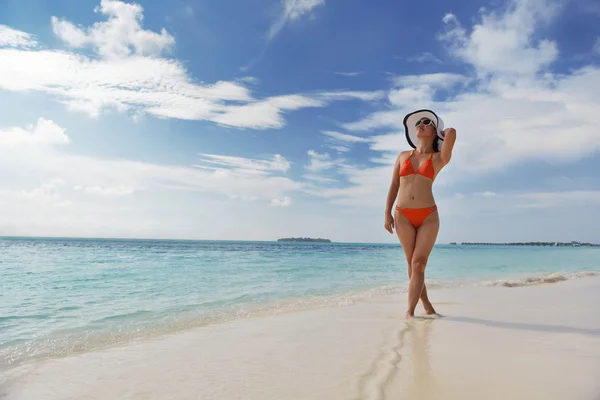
<box><xmin>402</xmin><ymin>109</ymin><xmax>445</xmax><ymax>149</ymax></box>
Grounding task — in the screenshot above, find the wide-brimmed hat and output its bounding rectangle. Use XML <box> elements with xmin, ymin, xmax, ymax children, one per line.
<box><xmin>403</xmin><ymin>109</ymin><xmax>445</xmax><ymax>149</ymax></box>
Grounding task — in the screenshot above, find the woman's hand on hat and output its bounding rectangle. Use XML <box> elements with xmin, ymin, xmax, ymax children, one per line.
<box><xmin>441</xmin><ymin>128</ymin><xmax>456</xmax><ymax>139</ymax></box>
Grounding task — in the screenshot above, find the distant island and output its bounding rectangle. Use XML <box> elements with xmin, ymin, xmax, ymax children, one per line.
<box><xmin>449</xmin><ymin>241</ymin><xmax>598</xmax><ymax>247</ymax></box>
<box><xmin>277</xmin><ymin>237</ymin><xmax>332</xmax><ymax>243</ymax></box>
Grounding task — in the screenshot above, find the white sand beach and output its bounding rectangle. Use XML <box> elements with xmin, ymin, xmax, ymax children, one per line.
<box><xmin>3</xmin><ymin>276</ymin><xmax>600</xmax><ymax>400</ymax></box>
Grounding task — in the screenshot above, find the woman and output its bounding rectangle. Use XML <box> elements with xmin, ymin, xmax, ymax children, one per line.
<box><xmin>384</xmin><ymin>109</ymin><xmax>456</xmax><ymax>320</ymax></box>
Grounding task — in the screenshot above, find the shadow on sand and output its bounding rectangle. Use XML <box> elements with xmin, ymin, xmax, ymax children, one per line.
<box><xmin>443</xmin><ymin>316</ymin><xmax>600</xmax><ymax>336</ymax></box>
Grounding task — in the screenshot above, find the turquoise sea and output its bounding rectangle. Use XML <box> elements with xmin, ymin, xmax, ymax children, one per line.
<box><xmin>1</xmin><ymin>237</ymin><xmax>599</xmax><ymax>370</ymax></box>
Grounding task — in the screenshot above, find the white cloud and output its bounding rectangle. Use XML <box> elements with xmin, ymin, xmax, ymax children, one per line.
<box><xmin>194</xmin><ymin>153</ymin><xmax>291</xmax><ymax>176</ymax></box>
<box><xmin>0</xmin><ymin>25</ymin><xmax>38</xmax><ymax>48</ymax></box>
<box><xmin>51</xmin><ymin>0</ymin><xmax>175</xmax><ymax>59</ymax></box>
<box><xmin>302</xmin><ymin>174</ymin><xmax>338</xmax><ymax>183</ymax></box>
<box><xmin>0</xmin><ymin>53</ymin><xmax>378</xmax><ymax>127</ymax></box>
<box><xmin>321</xmin><ymin>130</ymin><xmax>370</xmax><ymax>153</ymax></box>
<box><xmin>237</xmin><ymin>76</ymin><xmax>260</xmax><ymax>85</ymax></box>
<box><xmin>207</xmin><ymin>92</ymin><xmax>381</xmax><ymax>129</ymax></box>
<box><xmin>306</xmin><ymin>150</ymin><xmax>336</xmax><ymax>172</ymax></box>
<box><xmin>341</xmin><ymin>2</ymin><xmax>600</xmax><ymax>183</ymax></box>
<box><xmin>0</xmin><ymin>119</ymin><xmax>303</xmax><ymax>209</ymax></box>
<box><xmin>306</xmin><ymin>162</ymin><xmax>391</xmax><ymax>207</ymax></box>
<box><xmin>342</xmin><ymin>110</ymin><xmax>403</xmax><ymax>132</ymax></box>
<box><xmin>340</xmin><ymin>61</ymin><xmax>600</xmax><ymax>202</ymax></box>
<box><xmin>0</xmin><ymin>45</ymin><xmax>252</xmax><ymax>122</ymax></box>
<box><xmin>384</xmin><ymin>73</ymin><xmax>470</xmax><ymax>109</ymax></box>
<box><xmin>341</xmin><ymin>74</ymin><xmax>462</xmax><ymax>131</ymax></box>
<box><xmin>286</xmin><ymin>0</ymin><xmax>325</xmax><ymax>20</ymax></box>
<box><xmin>0</xmin><ymin>118</ymin><xmax>69</xmax><ymax>147</ymax></box>
<box><xmin>439</xmin><ymin>0</ymin><xmax>560</xmax><ymax>77</ymax></box>
<box><xmin>321</xmin><ymin>131</ymin><xmax>370</xmax><ymax>144</ymax></box>
<box><xmin>271</xmin><ymin>196</ymin><xmax>292</xmax><ymax>207</ymax></box>
<box><xmin>1</xmin><ymin>0</ymin><xmax>598</xmax><ymax>244</ymax></box>
<box><xmin>0</xmin><ymin>46</ymin><xmax>375</xmax><ymax>129</ymax></box>
<box><xmin>313</xmin><ymin>0</ymin><xmax>600</xmax><ymax>212</ymax></box>
<box><xmin>593</xmin><ymin>37</ymin><xmax>600</xmax><ymax>55</ymax></box>
<box><xmin>0</xmin><ymin>3</ymin><xmax>379</xmax><ymax>130</ymax></box>
<box><xmin>367</xmin><ymin>133</ymin><xmax>403</xmax><ymax>154</ymax></box>
<box><xmin>208</xmin><ymin>98</ymin><xmax>314</xmax><ymax>130</ymax></box>
<box><xmin>268</xmin><ymin>0</ymin><xmax>325</xmax><ymax>42</ymax></box>
<box><xmin>329</xmin><ymin>145</ymin><xmax>350</xmax><ymax>153</ymax></box>
<box><xmin>18</xmin><ymin>181</ymin><xmax>72</xmax><ymax>208</ymax></box>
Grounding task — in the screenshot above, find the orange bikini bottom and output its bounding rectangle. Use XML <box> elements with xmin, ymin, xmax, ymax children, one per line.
<box><xmin>396</xmin><ymin>205</ymin><xmax>438</xmax><ymax>229</ymax></box>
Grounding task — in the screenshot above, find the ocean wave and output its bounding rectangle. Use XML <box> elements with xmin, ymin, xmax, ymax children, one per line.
<box><xmin>484</xmin><ymin>271</ymin><xmax>599</xmax><ymax>288</ymax></box>
<box><xmin>0</xmin><ymin>314</ymin><xmax>51</xmax><ymax>322</ymax></box>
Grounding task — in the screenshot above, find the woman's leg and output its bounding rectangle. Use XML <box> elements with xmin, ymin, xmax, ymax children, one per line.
<box><xmin>406</xmin><ymin>211</ymin><xmax>440</xmax><ymax>319</ymax></box>
<box><xmin>394</xmin><ymin>210</ymin><xmax>435</xmax><ymax>312</ymax></box>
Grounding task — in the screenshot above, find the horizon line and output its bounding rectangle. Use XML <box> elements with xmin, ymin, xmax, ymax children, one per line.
<box><xmin>0</xmin><ymin>235</ymin><xmax>597</xmax><ymax>246</ymax></box>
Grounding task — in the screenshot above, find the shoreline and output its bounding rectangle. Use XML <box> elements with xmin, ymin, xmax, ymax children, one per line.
<box><xmin>2</xmin><ymin>270</ymin><xmax>598</xmax><ymax>371</ymax></box>
<box><xmin>453</xmin><ymin>241</ymin><xmax>600</xmax><ymax>247</ymax></box>
<box><xmin>3</xmin><ymin>270</ymin><xmax>599</xmax><ymax>369</ymax></box>
<box><xmin>3</xmin><ymin>275</ymin><xmax>600</xmax><ymax>399</ymax></box>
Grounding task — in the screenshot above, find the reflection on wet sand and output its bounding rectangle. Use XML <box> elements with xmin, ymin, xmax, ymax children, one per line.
<box><xmin>406</xmin><ymin>319</ymin><xmax>438</xmax><ymax>400</ymax></box>
<box><xmin>356</xmin><ymin>315</ymin><xmax>441</xmax><ymax>400</ymax></box>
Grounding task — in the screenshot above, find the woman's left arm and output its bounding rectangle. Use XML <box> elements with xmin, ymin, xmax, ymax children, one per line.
<box><xmin>440</xmin><ymin>128</ymin><xmax>456</xmax><ymax>166</ymax></box>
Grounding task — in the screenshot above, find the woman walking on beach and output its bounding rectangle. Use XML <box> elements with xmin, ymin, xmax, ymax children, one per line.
<box><xmin>384</xmin><ymin>109</ymin><xmax>456</xmax><ymax>319</ymax></box>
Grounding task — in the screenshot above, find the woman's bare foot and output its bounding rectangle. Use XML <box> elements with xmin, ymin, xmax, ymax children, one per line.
<box><xmin>423</xmin><ymin>302</ymin><xmax>436</xmax><ymax>315</ymax></box>
<box><xmin>405</xmin><ymin>311</ymin><xmax>414</xmax><ymax>320</ymax></box>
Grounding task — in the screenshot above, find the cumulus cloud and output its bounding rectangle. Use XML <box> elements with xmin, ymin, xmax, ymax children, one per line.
<box><xmin>51</xmin><ymin>0</ymin><xmax>175</xmax><ymax>59</ymax></box>
<box><xmin>321</xmin><ymin>0</ymin><xmax>600</xmax><ymax>210</ymax></box>
<box><xmin>0</xmin><ymin>118</ymin><xmax>69</xmax><ymax>147</ymax></box>
<box><xmin>439</xmin><ymin>0</ymin><xmax>560</xmax><ymax>77</ymax></box>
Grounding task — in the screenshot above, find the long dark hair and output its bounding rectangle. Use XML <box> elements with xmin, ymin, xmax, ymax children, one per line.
<box><xmin>432</xmin><ymin>135</ymin><xmax>441</xmax><ymax>152</ymax></box>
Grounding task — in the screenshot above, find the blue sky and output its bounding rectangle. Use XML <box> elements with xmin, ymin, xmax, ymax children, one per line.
<box><xmin>0</xmin><ymin>0</ymin><xmax>599</xmax><ymax>243</ymax></box>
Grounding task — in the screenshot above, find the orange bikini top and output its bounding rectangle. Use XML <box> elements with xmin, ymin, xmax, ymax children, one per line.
<box><xmin>399</xmin><ymin>150</ymin><xmax>435</xmax><ymax>180</ymax></box>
